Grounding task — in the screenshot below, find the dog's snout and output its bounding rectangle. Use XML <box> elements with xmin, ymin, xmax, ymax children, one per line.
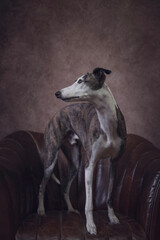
<box><xmin>55</xmin><ymin>91</ymin><xmax>61</xmax><ymax>98</ymax></box>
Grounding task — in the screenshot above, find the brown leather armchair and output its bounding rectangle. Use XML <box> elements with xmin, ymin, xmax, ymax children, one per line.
<box><xmin>0</xmin><ymin>131</ymin><xmax>160</xmax><ymax>240</ymax></box>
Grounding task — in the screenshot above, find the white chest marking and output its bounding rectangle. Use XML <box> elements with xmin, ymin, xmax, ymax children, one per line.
<box><xmin>91</xmin><ymin>133</ymin><xmax>121</xmax><ymax>161</ymax></box>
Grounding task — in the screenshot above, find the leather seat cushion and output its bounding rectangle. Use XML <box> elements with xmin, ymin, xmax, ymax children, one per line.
<box><xmin>16</xmin><ymin>211</ymin><xmax>147</xmax><ymax>240</ymax></box>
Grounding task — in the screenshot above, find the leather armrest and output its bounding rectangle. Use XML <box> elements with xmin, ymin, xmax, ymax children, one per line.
<box><xmin>0</xmin><ymin>131</ymin><xmax>44</xmax><ymax>239</ymax></box>
<box><xmin>138</xmin><ymin>156</ymin><xmax>160</xmax><ymax>240</ymax></box>
<box><xmin>113</xmin><ymin>134</ymin><xmax>160</xmax><ymax>240</ymax></box>
<box><xmin>0</xmin><ymin>171</ymin><xmax>15</xmax><ymax>240</ymax></box>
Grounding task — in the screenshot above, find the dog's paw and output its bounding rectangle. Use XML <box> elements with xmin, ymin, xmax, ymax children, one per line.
<box><xmin>68</xmin><ymin>206</ymin><xmax>80</xmax><ymax>215</ymax></box>
<box><xmin>86</xmin><ymin>222</ymin><xmax>97</xmax><ymax>235</ymax></box>
<box><xmin>109</xmin><ymin>215</ymin><xmax>120</xmax><ymax>224</ymax></box>
<box><xmin>69</xmin><ymin>208</ymin><xmax>80</xmax><ymax>215</ymax></box>
<box><xmin>108</xmin><ymin>207</ymin><xmax>120</xmax><ymax>224</ymax></box>
<box><xmin>37</xmin><ymin>207</ymin><xmax>45</xmax><ymax>216</ymax></box>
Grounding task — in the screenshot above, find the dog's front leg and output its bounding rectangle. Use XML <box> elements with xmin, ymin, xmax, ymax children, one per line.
<box><xmin>85</xmin><ymin>163</ymin><xmax>97</xmax><ymax>235</ymax></box>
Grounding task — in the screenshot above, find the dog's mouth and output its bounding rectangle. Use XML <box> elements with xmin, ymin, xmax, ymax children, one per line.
<box><xmin>55</xmin><ymin>91</ymin><xmax>80</xmax><ymax>102</ymax></box>
<box><xmin>62</xmin><ymin>96</ymin><xmax>80</xmax><ymax>102</ymax></box>
<box><xmin>55</xmin><ymin>91</ymin><xmax>89</xmax><ymax>102</ymax></box>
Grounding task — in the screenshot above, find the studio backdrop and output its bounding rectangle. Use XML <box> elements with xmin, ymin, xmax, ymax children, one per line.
<box><xmin>0</xmin><ymin>0</ymin><xmax>160</xmax><ymax>148</ymax></box>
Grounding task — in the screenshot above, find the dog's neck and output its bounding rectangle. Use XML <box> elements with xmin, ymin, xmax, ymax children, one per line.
<box><xmin>91</xmin><ymin>85</ymin><xmax>118</xmax><ymax>140</ymax></box>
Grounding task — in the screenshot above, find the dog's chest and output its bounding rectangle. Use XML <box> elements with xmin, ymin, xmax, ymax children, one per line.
<box><xmin>93</xmin><ymin>131</ymin><xmax>122</xmax><ymax>160</ymax></box>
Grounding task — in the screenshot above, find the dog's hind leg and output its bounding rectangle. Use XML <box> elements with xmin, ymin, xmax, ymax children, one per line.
<box><xmin>107</xmin><ymin>159</ymin><xmax>119</xmax><ymax>224</ymax></box>
<box><xmin>37</xmin><ymin>149</ymin><xmax>58</xmax><ymax>216</ymax></box>
<box><xmin>61</xmin><ymin>137</ymin><xmax>81</xmax><ymax>214</ymax></box>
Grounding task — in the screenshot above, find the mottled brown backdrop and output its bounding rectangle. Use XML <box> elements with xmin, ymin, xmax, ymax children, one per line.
<box><xmin>0</xmin><ymin>0</ymin><xmax>160</xmax><ymax>148</ymax></box>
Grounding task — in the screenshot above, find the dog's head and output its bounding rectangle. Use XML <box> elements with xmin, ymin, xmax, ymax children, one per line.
<box><xmin>55</xmin><ymin>68</ymin><xmax>111</xmax><ymax>102</ymax></box>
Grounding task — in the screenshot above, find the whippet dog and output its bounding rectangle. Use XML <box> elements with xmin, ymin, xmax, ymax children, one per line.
<box><xmin>37</xmin><ymin>68</ymin><xmax>126</xmax><ymax>235</ymax></box>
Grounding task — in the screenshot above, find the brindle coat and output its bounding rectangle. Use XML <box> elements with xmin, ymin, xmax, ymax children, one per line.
<box><xmin>38</xmin><ymin>67</ymin><xmax>127</xmax><ymax>235</ymax></box>
<box><xmin>43</xmin><ymin>103</ymin><xmax>126</xmax><ymax>169</ymax></box>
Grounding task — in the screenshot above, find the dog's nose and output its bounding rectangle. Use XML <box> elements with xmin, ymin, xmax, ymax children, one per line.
<box><xmin>55</xmin><ymin>91</ymin><xmax>61</xmax><ymax>98</ymax></box>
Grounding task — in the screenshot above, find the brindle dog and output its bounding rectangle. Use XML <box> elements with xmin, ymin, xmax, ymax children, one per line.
<box><xmin>37</xmin><ymin>68</ymin><xmax>126</xmax><ymax>235</ymax></box>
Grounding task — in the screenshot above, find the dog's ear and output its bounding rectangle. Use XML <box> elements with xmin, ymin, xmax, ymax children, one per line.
<box><xmin>93</xmin><ymin>68</ymin><xmax>112</xmax><ymax>76</ymax></box>
<box><xmin>93</xmin><ymin>68</ymin><xmax>111</xmax><ymax>87</ymax></box>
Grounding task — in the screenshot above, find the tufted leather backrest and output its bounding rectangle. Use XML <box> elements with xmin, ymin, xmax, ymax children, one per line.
<box><xmin>2</xmin><ymin>131</ymin><xmax>160</xmax><ymax>240</ymax></box>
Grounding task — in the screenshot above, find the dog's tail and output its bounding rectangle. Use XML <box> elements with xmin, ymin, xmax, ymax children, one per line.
<box><xmin>51</xmin><ymin>173</ymin><xmax>60</xmax><ymax>184</ymax></box>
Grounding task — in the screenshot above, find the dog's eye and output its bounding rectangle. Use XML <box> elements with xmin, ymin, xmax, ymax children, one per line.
<box><xmin>77</xmin><ymin>79</ymin><xmax>83</xmax><ymax>84</ymax></box>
